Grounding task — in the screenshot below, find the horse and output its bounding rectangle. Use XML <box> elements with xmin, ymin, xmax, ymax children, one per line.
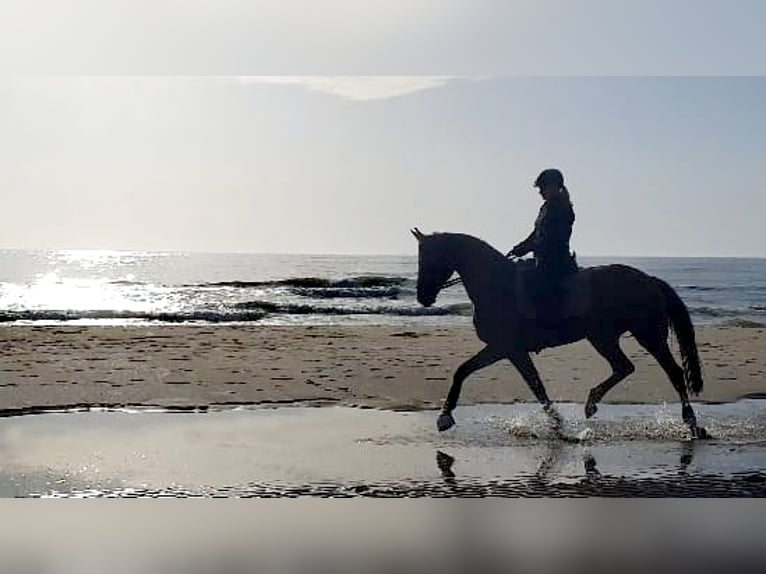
<box><xmin>411</xmin><ymin>228</ymin><xmax>708</xmax><ymax>439</ymax></box>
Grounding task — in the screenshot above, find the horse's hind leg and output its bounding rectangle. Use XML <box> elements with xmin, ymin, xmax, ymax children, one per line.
<box><xmin>634</xmin><ymin>332</ymin><xmax>707</xmax><ymax>439</ymax></box>
<box><xmin>584</xmin><ymin>336</ymin><xmax>635</xmax><ymax>419</ymax></box>
<box><xmin>438</xmin><ymin>346</ymin><xmax>503</xmax><ymax>431</ymax></box>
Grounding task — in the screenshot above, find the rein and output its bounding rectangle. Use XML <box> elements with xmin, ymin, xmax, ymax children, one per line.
<box><xmin>442</xmin><ymin>276</ymin><xmax>463</xmax><ymax>289</ymax></box>
<box><xmin>441</xmin><ymin>254</ymin><xmax>518</xmax><ymax>289</ymax></box>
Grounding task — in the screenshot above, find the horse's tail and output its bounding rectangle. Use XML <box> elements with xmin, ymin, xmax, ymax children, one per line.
<box><xmin>657</xmin><ymin>279</ymin><xmax>704</xmax><ymax>395</ymax></box>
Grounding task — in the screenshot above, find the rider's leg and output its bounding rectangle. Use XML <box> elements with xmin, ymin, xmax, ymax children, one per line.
<box><xmin>534</xmin><ymin>269</ymin><xmax>562</xmax><ymax>325</ymax></box>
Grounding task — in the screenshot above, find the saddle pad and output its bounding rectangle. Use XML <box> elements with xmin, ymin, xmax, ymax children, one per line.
<box><xmin>516</xmin><ymin>266</ymin><xmax>592</xmax><ymax>320</ymax></box>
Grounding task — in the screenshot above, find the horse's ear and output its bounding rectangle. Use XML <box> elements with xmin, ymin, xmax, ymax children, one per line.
<box><xmin>410</xmin><ymin>228</ymin><xmax>425</xmax><ymax>242</ymax></box>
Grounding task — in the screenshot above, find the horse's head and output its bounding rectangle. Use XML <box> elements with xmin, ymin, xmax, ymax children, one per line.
<box><xmin>411</xmin><ymin>228</ymin><xmax>455</xmax><ymax>307</ymax></box>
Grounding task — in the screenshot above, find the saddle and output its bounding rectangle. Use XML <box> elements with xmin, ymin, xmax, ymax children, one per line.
<box><xmin>514</xmin><ymin>260</ymin><xmax>592</xmax><ymax>322</ymax></box>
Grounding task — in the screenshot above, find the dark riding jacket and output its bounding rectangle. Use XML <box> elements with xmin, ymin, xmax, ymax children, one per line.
<box><xmin>513</xmin><ymin>193</ymin><xmax>576</xmax><ymax>280</ymax></box>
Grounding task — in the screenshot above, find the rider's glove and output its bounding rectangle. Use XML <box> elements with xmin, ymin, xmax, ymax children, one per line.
<box><xmin>509</xmin><ymin>244</ymin><xmax>526</xmax><ymax>258</ymax></box>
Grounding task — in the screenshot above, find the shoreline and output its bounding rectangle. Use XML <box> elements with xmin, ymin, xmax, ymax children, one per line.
<box><xmin>1</xmin><ymin>324</ymin><xmax>765</xmax><ymax>414</ymax></box>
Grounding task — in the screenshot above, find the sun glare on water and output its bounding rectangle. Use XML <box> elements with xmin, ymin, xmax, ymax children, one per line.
<box><xmin>25</xmin><ymin>272</ymin><xmax>135</xmax><ymax>311</ymax></box>
<box><xmin>2</xmin><ymin>250</ymin><xmax>175</xmax><ymax>313</ymax></box>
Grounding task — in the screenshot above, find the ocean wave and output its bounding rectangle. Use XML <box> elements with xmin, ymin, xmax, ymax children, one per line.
<box><xmin>689</xmin><ymin>306</ymin><xmax>759</xmax><ymax>318</ymax></box>
<box><xmin>234</xmin><ymin>300</ymin><xmax>471</xmax><ymax>317</ymax></box>
<box><xmin>688</xmin><ymin>306</ymin><xmax>766</xmax><ymax>326</ymax></box>
<box><xmin>719</xmin><ymin>318</ymin><xmax>766</xmax><ymax>328</ymax></box>
<box><xmin>195</xmin><ymin>275</ymin><xmax>412</xmax><ymax>290</ymax></box>
<box><xmin>107</xmin><ymin>280</ymin><xmax>147</xmax><ymax>286</ymax></box>
<box><xmin>334</xmin><ymin>276</ymin><xmax>412</xmax><ymax>288</ymax></box>
<box><xmin>0</xmin><ymin>309</ymin><xmax>268</xmax><ymax>323</ymax></box>
<box><xmin>690</xmin><ymin>306</ymin><xmax>734</xmax><ymax>317</ymax></box>
<box><xmin>289</xmin><ymin>286</ymin><xmax>402</xmax><ymax>299</ymax></box>
<box><xmin>679</xmin><ymin>284</ymin><xmax>766</xmax><ymax>294</ymax></box>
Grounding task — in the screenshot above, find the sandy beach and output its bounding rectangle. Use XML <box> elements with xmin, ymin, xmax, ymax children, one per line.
<box><xmin>1</xmin><ymin>324</ymin><xmax>764</xmax><ymax>414</ymax></box>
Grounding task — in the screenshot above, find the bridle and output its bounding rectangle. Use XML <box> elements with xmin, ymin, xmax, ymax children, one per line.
<box><xmin>441</xmin><ymin>253</ymin><xmax>519</xmax><ymax>289</ymax></box>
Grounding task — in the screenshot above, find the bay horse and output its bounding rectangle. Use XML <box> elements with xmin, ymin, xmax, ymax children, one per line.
<box><xmin>411</xmin><ymin>229</ymin><xmax>707</xmax><ymax>439</ymax></box>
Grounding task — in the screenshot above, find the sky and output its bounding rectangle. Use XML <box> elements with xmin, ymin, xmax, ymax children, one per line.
<box><xmin>1</xmin><ymin>75</ymin><xmax>764</xmax><ymax>257</ymax></box>
<box><xmin>2</xmin><ymin>1</ymin><xmax>765</xmax><ymax>257</ymax></box>
<box><xmin>3</xmin><ymin>1</ymin><xmax>766</xmax><ymax>75</ymax></box>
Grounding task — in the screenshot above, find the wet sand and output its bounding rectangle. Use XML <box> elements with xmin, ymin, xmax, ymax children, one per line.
<box><xmin>1</xmin><ymin>324</ymin><xmax>765</xmax><ymax>414</ymax></box>
<box><xmin>4</xmin><ymin>403</ymin><xmax>766</xmax><ymax>498</ymax></box>
<box><xmin>2</xmin><ymin>325</ymin><xmax>766</xmax><ymax>499</ymax></box>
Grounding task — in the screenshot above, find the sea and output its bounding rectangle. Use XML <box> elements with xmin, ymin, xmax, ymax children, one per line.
<box><xmin>0</xmin><ymin>250</ymin><xmax>764</xmax><ymax>328</ymax></box>
<box><xmin>3</xmin><ymin>250</ymin><xmax>766</xmax><ymax>503</ymax></box>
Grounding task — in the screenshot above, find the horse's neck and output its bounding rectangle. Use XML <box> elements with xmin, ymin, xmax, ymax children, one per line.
<box><xmin>450</xmin><ymin>237</ymin><xmax>509</xmax><ymax>304</ymax></box>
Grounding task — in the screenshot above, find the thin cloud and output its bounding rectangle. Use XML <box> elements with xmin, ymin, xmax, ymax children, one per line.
<box><xmin>238</xmin><ymin>76</ymin><xmax>464</xmax><ymax>101</ymax></box>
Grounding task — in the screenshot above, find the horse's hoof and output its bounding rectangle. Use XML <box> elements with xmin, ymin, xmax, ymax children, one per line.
<box><xmin>544</xmin><ymin>404</ymin><xmax>562</xmax><ymax>421</ymax></box>
<box><xmin>584</xmin><ymin>402</ymin><xmax>598</xmax><ymax>419</ymax></box>
<box><xmin>692</xmin><ymin>426</ymin><xmax>709</xmax><ymax>440</ymax></box>
<box><xmin>437</xmin><ymin>413</ymin><xmax>455</xmax><ymax>432</ymax></box>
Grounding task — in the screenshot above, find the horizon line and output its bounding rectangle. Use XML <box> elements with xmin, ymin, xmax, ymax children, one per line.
<box><xmin>0</xmin><ymin>246</ymin><xmax>764</xmax><ymax>260</ymax></box>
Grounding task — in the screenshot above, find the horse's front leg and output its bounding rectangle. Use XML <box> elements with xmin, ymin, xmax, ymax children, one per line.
<box><xmin>438</xmin><ymin>346</ymin><xmax>503</xmax><ymax>431</ymax></box>
<box><xmin>507</xmin><ymin>351</ymin><xmax>563</xmax><ymax>434</ymax></box>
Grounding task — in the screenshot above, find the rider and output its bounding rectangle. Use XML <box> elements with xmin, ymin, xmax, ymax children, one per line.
<box><xmin>509</xmin><ymin>168</ymin><xmax>577</xmax><ymax>324</ymax></box>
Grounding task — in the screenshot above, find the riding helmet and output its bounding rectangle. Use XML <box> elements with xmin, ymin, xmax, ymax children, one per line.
<box><xmin>534</xmin><ymin>168</ymin><xmax>564</xmax><ymax>189</ymax></box>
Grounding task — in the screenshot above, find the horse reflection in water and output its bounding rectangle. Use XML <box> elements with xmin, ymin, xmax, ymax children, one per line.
<box><xmin>411</xmin><ymin>229</ymin><xmax>708</xmax><ymax>439</ymax></box>
<box><xmin>435</xmin><ymin>441</ymin><xmax>698</xmax><ymax>496</ymax></box>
